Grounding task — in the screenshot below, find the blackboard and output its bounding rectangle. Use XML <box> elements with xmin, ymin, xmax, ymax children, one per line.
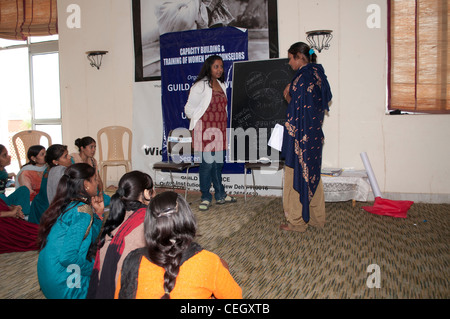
<box><xmin>230</xmin><ymin>58</ymin><xmax>295</xmax><ymax>161</ymax></box>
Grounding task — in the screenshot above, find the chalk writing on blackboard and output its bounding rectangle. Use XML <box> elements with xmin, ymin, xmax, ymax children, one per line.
<box><xmin>230</xmin><ymin>58</ymin><xmax>294</xmax><ymax>161</ymax></box>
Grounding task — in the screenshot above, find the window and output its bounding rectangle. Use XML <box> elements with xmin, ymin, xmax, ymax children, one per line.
<box><xmin>0</xmin><ymin>36</ymin><xmax>61</xmax><ymax>172</ymax></box>
<box><xmin>388</xmin><ymin>0</ymin><xmax>449</xmax><ymax>114</ymax></box>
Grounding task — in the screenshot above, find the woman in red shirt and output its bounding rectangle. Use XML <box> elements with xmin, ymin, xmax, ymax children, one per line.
<box><xmin>184</xmin><ymin>55</ymin><xmax>237</xmax><ymax>211</ymax></box>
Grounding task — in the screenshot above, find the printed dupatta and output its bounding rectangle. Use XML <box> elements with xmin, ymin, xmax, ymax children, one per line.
<box><xmin>282</xmin><ymin>63</ymin><xmax>332</xmax><ymax>222</ymax></box>
<box><xmin>87</xmin><ymin>205</ymin><xmax>147</xmax><ymax>299</ymax></box>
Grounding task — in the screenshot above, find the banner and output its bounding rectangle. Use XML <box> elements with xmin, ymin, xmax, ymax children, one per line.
<box><xmin>159</xmin><ymin>26</ymin><xmax>248</xmax><ymax>173</ymax></box>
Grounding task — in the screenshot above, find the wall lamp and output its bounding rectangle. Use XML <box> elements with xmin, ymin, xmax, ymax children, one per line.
<box><xmin>306</xmin><ymin>30</ymin><xmax>333</xmax><ymax>53</ymax></box>
<box><xmin>86</xmin><ymin>51</ymin><xmax>108</xmax><ymax>69</ymax></box>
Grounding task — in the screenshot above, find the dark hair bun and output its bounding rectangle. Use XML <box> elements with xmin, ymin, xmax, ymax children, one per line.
<box><xmin>74</xmin><ymin>138</ymin><xmax>82</xmax><ymax>148</ymax></box>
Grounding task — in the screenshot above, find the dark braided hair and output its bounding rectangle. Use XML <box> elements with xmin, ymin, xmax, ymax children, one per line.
<box><xmin>143</xmin><ymin>191</ymin><xmax>197</xmax><ymax>299</ymax></box>
<box><xmin>97</xmin><ymin>171</ymin><xmax>154</xmax><ymax>249</ymax></box>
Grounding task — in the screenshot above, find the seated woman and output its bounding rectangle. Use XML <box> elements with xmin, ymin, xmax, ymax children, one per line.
<box><xmin>87</xmin><ymin>171</ymin><xmax>155</xmax><ymax>299</ymax></box>
<box><xmin>28</xmin><ymin>144</ymin><xmax>73</xmax><ymax>224</ymax></box>
<box><xmin>47</xmin><ymin>145</ymin><xmax>73</xmax><ymax>204</ymax></box>
<box><xmin>115</xmin><ymin>191</ymin><xmax>242</xmax><ymax>299</ymax></box>
<box><xmin>70</xmin><ymin>136</ymin><xmax>110</xmax><ymax>207</ymax></box>
<box><xmin>0</xmin><ymin>198</ymin><xmax>39</xmax><ymax>254</ymax></box>
<box><xmin>37</xmin><ymin>163</ymin><xmax>103</xmax><ymax>299</ymax></box>
<box><xmin>0</xmin><ymin>144</ymin><xmax>31</xmax><ymax>216</ymax></box>
<box><xmin>15</xmin><ymin>145</ymin><xmax>47</xmax><ymax>201</ymax></box>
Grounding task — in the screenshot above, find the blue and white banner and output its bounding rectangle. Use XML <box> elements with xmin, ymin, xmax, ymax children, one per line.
<box><xmin>159</xmin><ymin>26</ymin><xmax>248</xmax><ymax>173</ymax></box>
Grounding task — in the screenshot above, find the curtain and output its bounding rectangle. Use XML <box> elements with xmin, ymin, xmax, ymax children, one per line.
<box><xmin>0</xmin><ymin>0</ymin><xmax>57</xmax><ymax>40</ymax></box>
<box><xmin>389</xmin><ymin>0</ymin><xmax>449</xmax><ymax>114</ymax></box>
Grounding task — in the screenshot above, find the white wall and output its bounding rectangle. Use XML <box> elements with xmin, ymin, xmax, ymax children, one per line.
<box><xmin>277</xmin><ymin>0</ymin><xmax>450</xmax><ymax>202</ymax></box>
<box><xmin>57</xmin><ymin>0</ymin><xmax>450</xmax><ymax>202</ymax></box>
<box><xmin>58</xmin><ymin>0</ymin><xmax>135</xmax><ymax>184</ymax></box>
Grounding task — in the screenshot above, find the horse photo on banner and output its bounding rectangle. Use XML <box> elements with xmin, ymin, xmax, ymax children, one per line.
<box><xmin>159</xmin><ymin>26</ymin><xmax>248</xmax><ymax>174</ymax></box>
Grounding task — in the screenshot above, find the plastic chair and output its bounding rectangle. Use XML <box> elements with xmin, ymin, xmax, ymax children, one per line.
<box><xmin>12</xmin><ymin>130</ymin><xmax>52</xmax><ymax>168</ymax></box>
<box><xmin>97</xmin><ymin>126</ymin><xmax>133</xmax><ymax>186</ymax></box>
<box><xmin>152</xmin><ymin>128</ymin><xmax>199</xmax><ymax>198</ymax></box>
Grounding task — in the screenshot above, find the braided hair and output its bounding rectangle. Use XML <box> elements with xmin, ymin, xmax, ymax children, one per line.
<box><xmin>97</xmin><ymin>171</ymin><xmax>154</xmax><ymax>249</ymax></box>
<box><xmin>144</xmin><ymin>191</ymin><xmax>197</xmax><ymax>299</ymax></box>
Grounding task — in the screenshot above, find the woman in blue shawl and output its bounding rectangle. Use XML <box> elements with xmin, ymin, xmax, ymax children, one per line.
<box><xmin>280</xmin><ymin>42</ymin><xmax>332</xmax><ymax>232</ymax></box>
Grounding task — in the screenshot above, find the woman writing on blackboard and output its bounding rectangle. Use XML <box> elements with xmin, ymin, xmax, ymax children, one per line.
<box><xmin>280</xmin><ymin>42</ymin><xmax>332</xmax><ymax>232</ymax></box>
<box><xmin>184</xmin><ymin>55</ymin><xmax>237</xmax><ymax>211</ymax></box>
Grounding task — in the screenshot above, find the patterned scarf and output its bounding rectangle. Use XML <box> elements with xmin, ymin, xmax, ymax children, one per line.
<box><xmin>282</xmin><ymin>63</ymin><xmax>332</xmax><ymax>222</ymax></box>
<box><xmin>87</xmin><ymin>205</ymin><xmax>147</xmax><ymax>299</ymax></box>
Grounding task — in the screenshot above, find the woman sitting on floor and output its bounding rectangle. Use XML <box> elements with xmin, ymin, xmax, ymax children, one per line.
<box><xmin>29</xmin><ymin>144</ymin><xmax>72</xmax><ymax>224</ymax></box>
<box><xmin>115</xmin><ymin>191</ymin><xmax>242</xmax><ymax>299</ymax></box>
<box><xmin>15</xmin><ymin>145</ymin><xmax>47</xmax><ymax>201</ymax></box>
<box><xmin>70</xmin><ymin>136</ymin><xmax>110</xmax><ymax>207</ymax></box>
<box><xmin>0</xmin><ymin>197</ymin><xmax>39</xmax><ymax>254</ymax></box>
<box><xmin>0</xmin><ymin>144</ymin><xmax>31</xmax><ymax>217</ymax></box>
<box><xmin>37</xmin><ymin>163</ymin><xmax>103</xmax><ymax>299</ymax></box>
<box><xmin>87</xmin><ymin>170</ymin><xmax>155</xmax><ymax>299</ymax></box>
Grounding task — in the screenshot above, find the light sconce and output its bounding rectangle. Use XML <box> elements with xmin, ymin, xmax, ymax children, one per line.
<box><xmin>306</xmin><ymin>30</ymin><xmax>333</xmax><ymax>53</ymax></box>
<box><xmin>86</xmin><ymin>51</ymin><xmax>108</xmax><ymax>69</ymax></box>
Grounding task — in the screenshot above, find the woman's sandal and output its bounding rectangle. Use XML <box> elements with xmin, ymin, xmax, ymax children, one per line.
<box><xmin>216</xmin><ymin>195</ymin><xmax>237</xmax><ymax>205</ymax></box>
<box><xmin>199</xmin><ymin>200</ymin><xmax>211</xmax><ymax>211</ymax></box>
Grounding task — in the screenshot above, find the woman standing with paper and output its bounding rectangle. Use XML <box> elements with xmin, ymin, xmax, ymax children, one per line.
<box><xmin>280</xmin><ymin>42</ymin><xmax>332</xmax><ymax>232</ymax></box>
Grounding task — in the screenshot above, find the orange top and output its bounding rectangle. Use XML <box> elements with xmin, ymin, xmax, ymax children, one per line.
<box><xmin>114</xmin><ymin>249</ymin><xmax>242</xmax><ymax>299</ymax></box>
<box><xmin>17</xmin><ymin>170</ymin><xmax>43</xmax><ymax>201</ymax></box>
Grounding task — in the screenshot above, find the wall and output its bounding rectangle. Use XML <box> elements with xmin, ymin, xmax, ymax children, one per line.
<box><xmin>277</xmin><ymin>0</ymin><xmax>450</xmax><ymax>202</ymax></box>
<box><xmin>58</xmin><ymin>0</ymin><xmax>134</xmax><ymax>184</ymax></box>
<box><xmin>57</xmin><ymin>0</ymin><xmax>450</xmax><ymax>202</ymax></box>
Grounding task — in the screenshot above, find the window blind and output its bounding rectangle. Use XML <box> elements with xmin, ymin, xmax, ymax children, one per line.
<box><xmin>0</xmin><ymin>0</ymin><xmax>57</xmax><ymax>40</ymax></box>
<box><xmin>389</xmin><ymin>0</ymin><xmax>449</xmax><ymax>114</ymax></box>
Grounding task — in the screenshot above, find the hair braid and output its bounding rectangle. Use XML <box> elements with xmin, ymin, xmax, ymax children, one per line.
<box><xmin>161</xmin><ymin>245</ymin><xmax>183</xmax><ymax>299</ymax></box>
<box><xmin>144</xmin><ymin>192</ymin><xmax>197</xmax><ymax>299</ymax></box>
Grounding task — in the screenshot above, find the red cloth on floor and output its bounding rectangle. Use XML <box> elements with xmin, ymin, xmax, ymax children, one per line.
<box><xmin>0</xmin><ymin>199</ymin><xmax>39</xmax><ymax>254</ymax></box>
<box><xmin>362</xmin><ymin>197</ymin><xmax>414</xmax><ymax>219</ymax></box>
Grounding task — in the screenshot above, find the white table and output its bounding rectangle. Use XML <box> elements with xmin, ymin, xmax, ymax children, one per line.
<box><xmin>322</xmin><ymin>170</ymin><xmax>371</xmax><ymax>205</ymax></box>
